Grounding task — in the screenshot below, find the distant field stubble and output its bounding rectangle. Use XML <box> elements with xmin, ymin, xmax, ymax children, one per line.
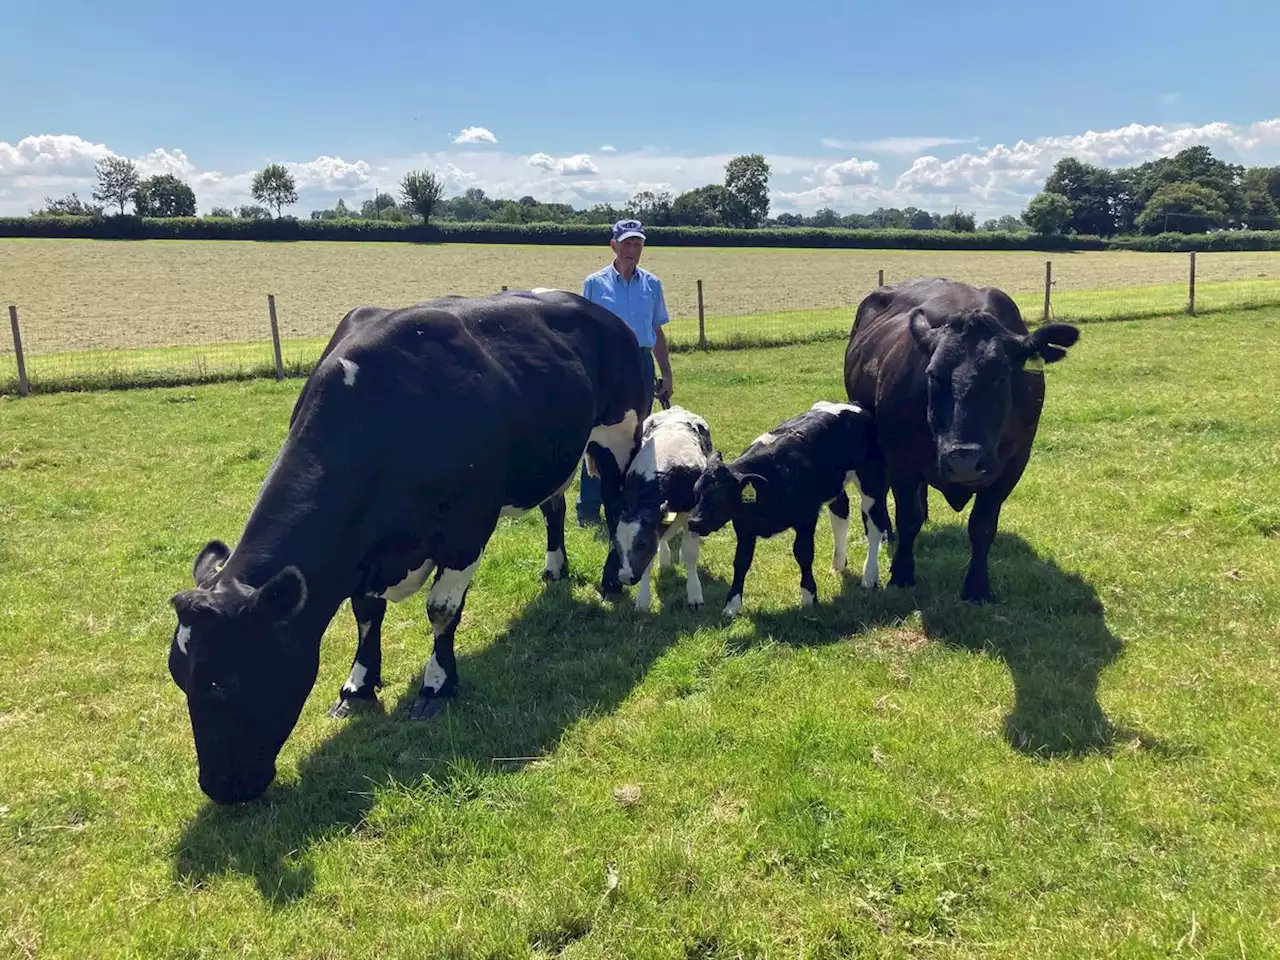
<box><xmin>5</xmin><ymin>239</ymin><xmax>1280</xmax><ymax>355</ymax></box>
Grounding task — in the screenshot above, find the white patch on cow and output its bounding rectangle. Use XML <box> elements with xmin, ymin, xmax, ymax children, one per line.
<box><xmin>616</xmin><ymin>519</ymin><xmax>641</xmax><ymax>581</ymax></box>
<box><xmin>545</xmin><ymin>548</ymin><xmax>566</xmax><ymax>578</ymax></box>
<box><xmin>426</xmin><ymin>557</ymin><xmax>482</xmax><ymax>629</ymax></box>
<box><xmin>752</xmin><ymin>431</ymin><xmax>778</xmax><ymax>447</ymax></box>
<box><xmin>530</xmin><ymin>287</ymin><xmax>559</xmax><ymax>294</ymax></box>
<box><xmin>723</xmin><ymin>594</ymin><xmax>743</xmax><ymax>618</ymax></box>
<box><xmin>657</xmin><ymin>536</ymin><xmax>672</xmax><ymax>569</ymax></box>
<box><xmin>342</xmin><ymin>662</ymin><xmax>368</xmax><ymax>694</ymax></box>
<box><xmin>588</xmin><ymin>409</ymin><xmax>641</xmax><ymax>476</ymax></box>
<box><xmin>377</xmin><ymin>558</ymin><xmax>435</xmax><ymax>603</ymax></box>
<box><xmin>830</xmin><ymin>509</ymin><xmax>850</xmax><ymax>572</ymax></box>
<box><xmin>175</xmin><ymin>624</ymin><xmax>191</xmax><ymax>654</ymax></box>
<box><xmin>338</xmin><ymin>357</ymin><xmax>359</xmax><ymax>386</ymax></box>
<box><xmin>421</xmin><ymin>653</ymin><xmax>448</xmax><ymax>695</ymax></box>
<box><xmin>626</xmin><ymin>434</ymin><xmax>659</xmax><ymax>481</ymax></box>
<box><xmin>811</xmin><ymin>400</ymin><xmax>863</xmax><ymax>418</ymax></box>
<box><xmin>634</xmin><ymin>558</ymin><xmax>655</xmax><ymax>611</ymax></box>
<box><xmin>860</xmin><ymin>494</ymin><xmax>884</xmax><ymax>589</ymax></box>
<box><xmin>801</xmin><ymin>587</ymin><xmax>816</xmax><ymax>607</ymax></box>
<box><xmin>357</xmin><ymin>619</ymin><xmax>371</xmax><ymax>641</ymax></box>
<box><xmin>681</xmin><ymin>532</ymin><xmax>703</xmax><ymax>606</ymax></box>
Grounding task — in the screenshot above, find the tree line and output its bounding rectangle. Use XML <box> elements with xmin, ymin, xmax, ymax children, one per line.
<box><xmin>27</xmin><ymin>145</ymin><xmax>1280</xmax><ymax>238</ymax></box>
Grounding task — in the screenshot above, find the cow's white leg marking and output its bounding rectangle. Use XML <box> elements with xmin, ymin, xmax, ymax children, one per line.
<box><xmin>681</xmin><ymin>531</ymin><xmax>703</xmax><ymax>607</ymax></box>
<box><xmin>545</xmin><ymin>548</ymin><xmax>566</xmax><ymax>578</ymax></box>
<box><xmin>378</xmin><ymin>558</ymin><xmax>435</xmax><ymax>602</ymax></box>
<box><xmin>830</xmin><ymin>506</ymin><xmax>850</xmax><ymax>573</ymax></box>
<box><xmin>616</xmin><ymin>519</ymin><xmax>641</xmax><ymax>583</ymax></box>
<box><xmin>426</xmin><ymin>558</ymin><xmax>481</xmax><ymax>630</ymax></box>
<box><xmin>722</xmin><ymin>594</ymin><xmax>743</xmax><ymax>618</ymax></box>
<box><xmin>342</xmin><ymin>662</ymin><xmax>368</xmax><ymax>694</ymax></box>
<box><xmin>634</xmin><ymin>558</ymin><xmax>655</xmax><ymax>611</ymax></box>
<box><xmin>588</xmin><ymin>409</ymin><xmax>641</xmax><ymax>476</ymax></box>
<box><xmin>801</xmin><ymin>587</ymin><xmax>816</xmax><ymax>607</ymax></box>
<box><xmin>421</xmin><ymin>653</ymin><xmax>448</xmax><ymax>695</ymax></box>
<box><xmin>860</xmin><ymin>493</ymin><xmax>884</xmax><ymax>589</ymax></box>
<box><xmin>657</xmin><ymin>537</ymin><xmax>672</xmax><ymax>569</ymax></box>
<box><xmin>338</xmin><ymin>357</ymin><xmax>359</xmax><ymax>386</ymax></box>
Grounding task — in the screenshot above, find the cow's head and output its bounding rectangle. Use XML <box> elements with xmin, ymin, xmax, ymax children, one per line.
<box><xmin>908</xmin><ymin>308</ymin><xmax>1079</xmax><ymax>486</ymax></box>
<box><xmin>687</xmin><ymin>452</ymin><xmax>764</xmax><ymax>538</ymax></box>
<box><xmin>614</xmin><ymin>462</ymin><xmax>679</xmax><ymax>587</ymax></box>
<box><xmin>167</xmin><ymin>540</ymin><xmax>316</xmax><ymax>806</ymax></box>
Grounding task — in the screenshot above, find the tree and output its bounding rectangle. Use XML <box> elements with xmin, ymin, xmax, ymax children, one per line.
<box><xmin>905</xmin><ymin>207</ymin><xmax>935</xmax><ymax>230</ymax></box>
<box><xmin>938</xmin><ymin>209</ymin><xmax>976</xmax><ymax>232</ymax></box>
<box><xmin>35</xmin><ymin>192</ymin><xmax>104</xmax><ymax>217</ymax></box>
<box><xmin>250</xmin><ymin>163</ymin><xmax>298</xmax><ymax>218</ymax></box>
<box><xmin>1044</xmin><ymin>158</ymin><xmax>1129</xmax><ymax>236</ymax></box>
<box><xmin>671</xmin><ymin>184</ymin><xmax>733</xmax><ymax>226</ymax></box>
<box><xmin>628</xmin><ymin>189</ymin><xmax>674</xmax><ymax>226</ymax></box>
<box><xmin>400</xmin><ymin>170</ymin><xmax>444</xmax><ymax>224</ymax></box>
<box><xmin>135</xmin><ymin>174</ymin><xmax>197</xmax><ymax>217</ymax></box>
<box><xmin>209</xmin><ymin>206</ymin><xmax>235</xmax><ymax>218</ymax></box>
<box><xmin>1135</xmin><ymin>182</ymin><xmax>1230</xmax><ymax>234</ymax></box>
<box><xmin>1022</xmin><ymin>192</ymin><xmax>1074</xmax><ymax>235</ymax></box>
<box><xmin>92</xmin><ymin>157</ymin><xmax>140</xmax><ymax>215</ymax></box>
<box><xmin>236</xmin><ymin>204</ymin><xmax>271</xmax><ymax>220</ymax></box>
<box><xmin>810</xmin><ymin>207</ymin><xmax>840</xmax><ymax>228</ymax></box>
<box><xmin>1242</xmin><ymin>166</ymin><xmax>1280</xmax><ymax>228</ymax></box>
<box><xmin>723</xmin><ymin>153</ymin><xmax>770</xmax><ymax>228</ymax></box>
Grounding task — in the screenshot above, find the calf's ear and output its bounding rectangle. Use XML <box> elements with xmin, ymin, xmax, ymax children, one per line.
<box><xmin>254</xmin><ymin>566</ymin><xmax>308</xmax><ymax>624</ymax></box>
<box><xmin>1021</xmin><ymin>322</ymin><xmax>1080</xmax><ymax>364</ymax></box>
<box><xmin>738</xmin><ymin>473</ymin><xmax>767</xmax><ymax>503</ymax></box>
<box><xmin>907</xmin><ymin>308</ymin><xmax>938</xmax><ymax>354</ymax></box>
<box><xmin>192</xmin><ymin>540</ymin><xmax>231</xmax><ymax>587</ymax></box>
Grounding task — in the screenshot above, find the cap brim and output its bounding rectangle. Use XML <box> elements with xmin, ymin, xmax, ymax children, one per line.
<box><xmin>614</xmin><ymin>230</ymin><xmax>646</xmax><ymax>242</ymax></box>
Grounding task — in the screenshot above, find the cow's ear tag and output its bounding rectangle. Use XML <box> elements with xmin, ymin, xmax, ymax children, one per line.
<box><xmin>741</xmin><ymin>481</ymin><xmax>757</xmax><ymax>503</ymax></box>
<box><xmin>1024</xmin><ymin>355</ymin><xmax>1045</xmax><ymax>374</ymax></box>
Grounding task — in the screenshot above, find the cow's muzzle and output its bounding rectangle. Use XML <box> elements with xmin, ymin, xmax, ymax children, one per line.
<box><xmin>940</xmin><ymin>445</ymin><xmax>992</xmax><ymax>486</ymax></box>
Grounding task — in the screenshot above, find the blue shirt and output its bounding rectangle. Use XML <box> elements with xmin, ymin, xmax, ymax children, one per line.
<box><xmin>582</xmin><ymin>263</ymin><xmax>669</xmax><ymax>349</ymax></box>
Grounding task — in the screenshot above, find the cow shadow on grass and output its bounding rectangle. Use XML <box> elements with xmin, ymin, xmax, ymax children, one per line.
<box><xmin>172</xmin><ymin>559</ymin><xmax>730</xmax><ymax>905</ymax></box>
<box><xmin>731</xmin><ymin>524</ymin><xmax>1154</xmax><ymax>762</ymax></box>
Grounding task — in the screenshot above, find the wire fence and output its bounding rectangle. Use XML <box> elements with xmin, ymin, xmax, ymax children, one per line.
<box><xmin>4</xmin><ymin>251</ymin><xmax>1280</xmax><ymax>396</ymax></box>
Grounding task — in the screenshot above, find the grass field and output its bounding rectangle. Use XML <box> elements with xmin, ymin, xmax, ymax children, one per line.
<box><xmin>5</xmin><ymin>238</ymin><xmax>1280</xmax><ymax>395</ymax></box>
<box><xmin>2</xmin><ymin>308</ymin><xmax>1279</xmax><ymax>957</ymax></box>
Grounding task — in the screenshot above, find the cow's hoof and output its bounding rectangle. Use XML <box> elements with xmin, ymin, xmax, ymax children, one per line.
<box><xmin>888</xmin><ymin>572</ymin><xmax>915</xmax><ymax>589</ymax></box>
<box><xmin>327</xmin><ymin>696</ymin><xmax>378</xmax><ymax>719</ymax></box>
<box><xmin>409</xmin><ymin>695</ymin><xmax>450</xmax><ymax>721</ymax></box>
<box><xmin>962</xmin><ymin>589</ymin><xmax>997</xmax><ymax>605</ymax></box>
<box><xmin>599</xmin><ymin>584</ymin><xmax>625</xmax><ymax>602</ymax></box>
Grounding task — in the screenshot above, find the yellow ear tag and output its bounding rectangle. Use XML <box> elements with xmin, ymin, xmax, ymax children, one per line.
<box><xmin>1024</xmin><ymin>355</ymin><xmax>1045</xmax><ymax>374</ymax></box>
<box><xmin>741</xmin><ymin>481</ymin><xmax>757</xmax><ymax>503</ymax></box>
<box><xmin>662</xmin><ymin>511</ymin><xmax>679</xmax><ymax>525</ymax></box>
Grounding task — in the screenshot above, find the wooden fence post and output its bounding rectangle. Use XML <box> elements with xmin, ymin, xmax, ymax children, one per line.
<box><xmin>1043</xmin><ymin>260</ymin><xmax>1053</xmax><ymax>323</ymax></box>
<box><xmin>1188</xmin><ymin>251</ymin><xmax>1196</xmax><ymax>315</ymax></box>
<box><xmin>696</xmin><ymin>279</ymin><xmax>707</xmax><ymax>350</ymax></box>
<box><xmin>877</xmin><ymin>269</ymin><xmax>884</xmax><ymax>288</ymax></box>
<box><xmin>267</xmin><ymin>294</ymin><xmax>284</xmax><ymax>380</ymax></box>
<box><xmin>8</xmin><ymin>305</ymin><xmax>29</xmax><ymax>397</ymax></box>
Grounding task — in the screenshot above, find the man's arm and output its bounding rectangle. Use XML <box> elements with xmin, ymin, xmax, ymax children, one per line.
<box><xmin>652</xmin><ymin>278</ymin><xmax>673</xmax><ymax>400</ymax></box>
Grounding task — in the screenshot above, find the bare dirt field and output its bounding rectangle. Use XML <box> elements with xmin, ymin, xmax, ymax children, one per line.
<box><xmin>4</xmin><ymin>238</ymin><xmax>1280</xmax><ymax>354</ymax></box>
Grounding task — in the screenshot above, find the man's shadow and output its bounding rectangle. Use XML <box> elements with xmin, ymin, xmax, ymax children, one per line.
<box><xmin>730</xmin><ymin>524</ymin><xmax>1142</xmax><ymax>761</ymax></box>
<box><xmin>172</xmin><ymin>560</ymin><xmax>730</xmax><ymax>905</ymax></box>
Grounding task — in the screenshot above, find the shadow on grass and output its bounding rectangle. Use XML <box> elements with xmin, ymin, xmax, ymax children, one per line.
<box><xmin>722</xmin><ymin>523</ymin><xmax>1146</xmax><ymax>762</ymax></box>
<box><xmin>172</xmin><ymin>562</ymin><xmax>723</xmax><ymax>905</ymax></box>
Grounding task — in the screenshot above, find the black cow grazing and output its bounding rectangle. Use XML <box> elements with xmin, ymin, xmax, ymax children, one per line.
<box><xmin>843</xmin><ymin>276</ymin><xmax>1080</xmax><ymax>603</ymax></box>
<box><xmin>686</xmin><ymin>401</ymin><xmax>893</xmax><ymax>617</ymax></box>
<box><xmin>167</xmin><ymin>289</ymin><xmax>648</xmax><ymax>805</ymax></box>
<box><xmin>614</xmin><ymin>405</ymin><xmax>714</xmax><ymax>611</ymax></box>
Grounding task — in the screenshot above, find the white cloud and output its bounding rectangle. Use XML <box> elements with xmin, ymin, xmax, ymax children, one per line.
<box><xmin>895</xmin><ymin>118</ymin><xmax>1280</xmax><ymax>203</ymax></box>
<box><xmin>0</xmin><ymin>134</ymin><xmax>113</xmax><ymax>177</ymax></box>
<box><xmin>820</xmin><ymin>156</ymin><xmax>880</xmax><ymax>185</ymax></box>
<box><xmin>526</xmin><ymin>152</ymin><xmax>599</xmax><ymax>176</ymax></box>
<box><xmin>286</xmin><ymin>155</ymin><xmax>372</xmax><ymax>191</ymax></box>
<box><xmin>822</xmin><ymin>136</ymin><xmax>979</xmax><ymax>155</ymax></box>
<box><xmin>600</xmin><ymin>144</ymin><xmax>617</xmax><ymax>152</ymax></box>
<box><xmin>453</xmin><ymin>126</ymin><xmax>497</xmax><ymax>144</ymax></box>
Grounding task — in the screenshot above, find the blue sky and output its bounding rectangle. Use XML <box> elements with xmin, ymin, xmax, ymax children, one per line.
<box><xmin>2</xmin><ymin>0</ymin><xmax>1278</xmax><ymax>217</ymax></box>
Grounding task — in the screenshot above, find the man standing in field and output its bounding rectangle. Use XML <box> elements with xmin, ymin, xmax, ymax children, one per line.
<box><xmin>575</xmin><ymin>217</ymin><xmax>674</xmax><ymax>526</ymax></box>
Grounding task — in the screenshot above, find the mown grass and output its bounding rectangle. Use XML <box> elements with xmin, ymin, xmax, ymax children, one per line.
<box><xmin>1</xmin><ymin>309</ymin><xmax>1279</xmax><ymax>957</ymax></box>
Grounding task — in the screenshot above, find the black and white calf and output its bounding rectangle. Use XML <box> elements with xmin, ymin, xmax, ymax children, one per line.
<box><xmin>166</xmin><ymin>289</ymin><xmax>648</xmax><ymax>806</ymax></box>
<box><xmin>614</xmin><ymin>405</ymin><xmax>714</xmax><ymax>611</ymax></box>
<box><xmin>686</xmin><ymin>400</ymin><xmax>893</xmax><ymax>617</ymax></box>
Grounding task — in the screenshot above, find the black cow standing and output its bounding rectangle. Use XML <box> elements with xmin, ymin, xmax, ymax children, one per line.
<box><xmin>686</xmin><ymin>401</ymin><xmax>893</xmax><ymax>617</ymax></box>
<box><xmin>843</xmin><ymin>276</ymin><xmax>1080</xmax><ymax>603</ymax></box>
<box><xmin>167</xmin><ymin>290</ymin><xmax>648</xmax><ymax>805</ymax></box>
